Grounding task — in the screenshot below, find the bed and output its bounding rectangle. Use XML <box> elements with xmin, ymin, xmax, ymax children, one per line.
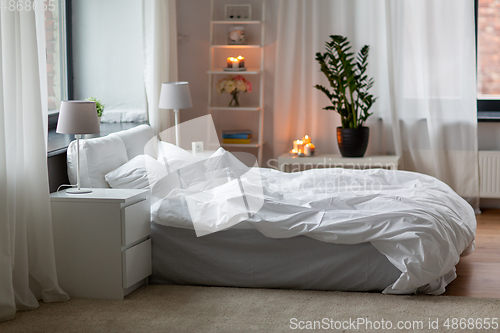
<box><xmin>66</xmin><ymin>124</ymin><xmax>476</xmax><ymax>295</ymax></box>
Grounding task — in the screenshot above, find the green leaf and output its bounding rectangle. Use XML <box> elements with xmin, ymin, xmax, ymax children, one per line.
<box><xmin>314</xmin><ymin>35</ymin><xmax>377</xmax><ymax>128</ymax></box>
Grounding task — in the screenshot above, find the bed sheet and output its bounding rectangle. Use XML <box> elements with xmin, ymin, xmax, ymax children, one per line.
<box><xmin>150</xmin><ymin>223</ymin><xmax>402</xmax><ymax>292</ymax></box>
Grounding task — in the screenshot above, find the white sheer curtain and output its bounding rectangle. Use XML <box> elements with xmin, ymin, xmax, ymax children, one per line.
<box><xmin>0</xmin><ymin>9</ymin><xmax>69</xmax><ymax>322</ymax></box>
<box><xmin>143</xmin><ymin>0</ymin><xmax>178</xmax><ymax>135</ymax></box>
<box><xmin>273</xmin><ymin>0</ymin><xmax>479</xmax><ymax>207</ymax></box>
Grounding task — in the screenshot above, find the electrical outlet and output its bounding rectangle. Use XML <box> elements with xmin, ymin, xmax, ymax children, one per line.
<box><xmin>225</xmin><ymin>4</ymin><xmax>252</xmax><ymax>21</ymax></box>
<box><xmin>192</xmin><ymin>141</ymin><xmax>204</xmax><ymax>155</ymax></box>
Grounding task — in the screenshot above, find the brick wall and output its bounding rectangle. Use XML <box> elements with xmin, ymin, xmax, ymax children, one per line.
<box><xmin>45</xmin><ymin>7</ymin><xmax>60</xmax><ymax>111</ymax></box>
<box><xmin>478</xmin><ymin>0</ymin><xmax>500</xmax><ymax>95</ymax></box>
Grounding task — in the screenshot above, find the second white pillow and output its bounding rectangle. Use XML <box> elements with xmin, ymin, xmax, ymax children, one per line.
<box><xmin>105</xmin><ymin>155</ymin><xmax>168</xmax><ymax>190</ymax></box>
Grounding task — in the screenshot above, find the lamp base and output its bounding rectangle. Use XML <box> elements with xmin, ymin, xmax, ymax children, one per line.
<box><xmin>66</xmin><ymin>188</ymin><xmax>93</xmax><ymax>194</ymax></box>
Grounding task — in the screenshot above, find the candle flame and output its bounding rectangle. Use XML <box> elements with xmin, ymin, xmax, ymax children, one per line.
<box><xmin>237</xmin><ymin>55</ymin><xmax>244</xmax><ymax>60</ymax></box>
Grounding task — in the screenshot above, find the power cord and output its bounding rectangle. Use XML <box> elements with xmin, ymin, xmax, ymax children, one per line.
<box><xmin>56</xmin><ymin>184</ymin><xmax>76</xmax><ymax>193</ymax></box>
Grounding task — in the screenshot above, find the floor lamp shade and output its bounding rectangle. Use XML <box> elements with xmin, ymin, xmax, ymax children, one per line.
<box><xmin>56</xmin><ymin>101</ymin><xmax>100</xmax><ymax>194</ymax></box>
<box><xmin>158</xmin><ymin>82</ymin><xmax>193</xmax><ymax>110</ymax></box>
<box><xmin>158</xmin><ymin>82</ymin><xmax>193</xmax><ymax>146</ymax></box>
<box><xmin>56</xmin><ymin>101</ymin><xmax>100</xmax><ymax>135</ymax></box>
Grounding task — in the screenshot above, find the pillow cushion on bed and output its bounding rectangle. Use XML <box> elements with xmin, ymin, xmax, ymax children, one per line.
<box><xmin>67</xmin><ymin>134</ymin><xmax>129</xmax><ymax>188</ymax></box>
<box><xmin>157</xmin><ymin>141</ymin><xmax>199</xmax><ymax>172</ymax></box>
<box><xmin>105</xmin><ymin>155</ymin><xmax>167</xmax><ymax>190</ymax></box>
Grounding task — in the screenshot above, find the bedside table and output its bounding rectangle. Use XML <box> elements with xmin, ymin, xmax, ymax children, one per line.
<box><xmin>50</xmin><ymin>188</ymin><xmax>151</xmax><ymax>300</ymax></box>
<box><xmin>277</xmin><ymin>153</ymin><xmax>401</xmax><ymax>172</ymax></box>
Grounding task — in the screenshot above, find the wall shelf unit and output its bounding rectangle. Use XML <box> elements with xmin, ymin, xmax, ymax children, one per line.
<box><xmin>207</xmin><ymin>0</ymin><xmax>266</xmax><ymax>165</ymax></box>
<box><xmin>222</xmin><ymin>141</ymin><xmax>265</xmax><ymax>148</ymax></box>
<box><xmin>207</xmin><ymin>68</ymin><xmax>261</xmax><ymax>75</ymax></box>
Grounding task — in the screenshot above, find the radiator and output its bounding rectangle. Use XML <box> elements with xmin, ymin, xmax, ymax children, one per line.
<box><xmin>479</xmin><ymin>151</ymin><xmax>500</xmax><ymax>198</ymax></box>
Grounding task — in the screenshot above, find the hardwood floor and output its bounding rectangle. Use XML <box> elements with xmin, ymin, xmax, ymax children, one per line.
<box><xmin>443</xmin><ymin>209</ymin><xmax>500</xmax><ymax>298</ymax></box>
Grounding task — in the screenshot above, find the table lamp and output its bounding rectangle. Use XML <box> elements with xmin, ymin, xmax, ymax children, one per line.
<box><xmin>158</xmin><ymin>82</ymin><xmax>193</xmax><ymax>146</ymax></box>
<box><xmin>56</xmin><ymin>100</ymin><xmax>100</xmax><ymax>194</ymax></box>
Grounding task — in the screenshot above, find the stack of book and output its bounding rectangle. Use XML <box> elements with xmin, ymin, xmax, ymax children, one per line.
<box><xmin>222</xmin><ymin>130</ymin><xmax>253</xmax><ymax>144</ymax></box>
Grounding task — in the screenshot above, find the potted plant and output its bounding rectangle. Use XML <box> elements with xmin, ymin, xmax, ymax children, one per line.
<box><xmin>315</xmin><ymin>35</ymin><xmax>377</xmax><ymax>157</ymax></box>
<box><xmin>85</xmin><ymin>97</ymin><xmax>104</xmax><ymax>125</ymax></box>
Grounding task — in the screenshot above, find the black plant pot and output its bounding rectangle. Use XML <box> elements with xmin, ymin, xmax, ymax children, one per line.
<box><xmin>337</xmin><ymin>127</ymin><xmax>369</xmax><ymax>158</ymax></box>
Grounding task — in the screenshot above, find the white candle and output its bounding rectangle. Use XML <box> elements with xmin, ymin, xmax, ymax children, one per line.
<box><xmin>232</xmin><ymin>58</ymin><xmax>239</xmax><ymax>68</ymax></box>
<box><xmin>304</xmin><ymin>144</ymin><xmax>312</xmax><ymax>156</ymax></box>
<box><xmin>297</xmin><ymin>140</ymin><xmax>304</xmax><ymax>154</ymax></box>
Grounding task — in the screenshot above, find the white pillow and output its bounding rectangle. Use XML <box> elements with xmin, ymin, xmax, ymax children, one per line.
<box><xmin>105</xmin><ymin>155</ymin><xmax>168</xmax><ymax>190</ymax></box>
<box><xmin>157</xmin><ymin>141</ymin><xmax>198</xmax><ymax>172</ymax></box>
<box><xmin>67</xmin><ymin>135</ymin><xmax>128</xmax><ymax>188</ymax></box>
<box><xmin>112</xmin><ymin>125</ymin><xmax>157</xmax><ymax>160</ymax></box>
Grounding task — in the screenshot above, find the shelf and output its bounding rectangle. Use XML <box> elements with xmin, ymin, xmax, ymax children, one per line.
<box><xmin>208</xmin><ymin>106</ymin><xmax>261</xmax><ymax>111</ymax></box>
<box><xmin>221</xmin><ymin>140</ymin><xmax>265</xmax><ymax>148</ymax></box>
<box><xmin>211</xmin><ymin>45</ymin><xmax>262</xmax><ymax>49</ymax></box>
<box><xmin>208</xmin><ymin>68</ymin><xmax>261</xmax><ymax>75</ymax></box>
<box><xmin>209</xmin><ymin>0</ymin><xmax>266</xmax><ymax>166</ymax></box>
<box><xmin>212</xmin><ymin>20</ymin><xmax>262</xmax><ymax>25</ymax></box>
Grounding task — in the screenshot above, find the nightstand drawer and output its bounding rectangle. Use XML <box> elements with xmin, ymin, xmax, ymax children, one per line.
<box><xmin>123</xmin><ymin>199</ymin><xmax>150</xmax><ymax>246</ymax></box>
<box><xmin>122</xmin><ymin>239</ymin><xmax>152</xmax><ymax>289</ymax></box>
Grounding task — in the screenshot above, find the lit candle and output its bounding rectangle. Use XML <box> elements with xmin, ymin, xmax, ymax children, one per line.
<box><xmin>227</xmin><ymin>57</ymin><xmax>239</xmax><ymax>68</ymax></box>
<box><xmin>304</xmin><ymin>144</ymin><xmax>312</xmax><ymax>156</ymax></box>
<box><xmin>237</xmin><ymin>55</ymin><xmax>245</xmax><ymax>68</ymax></box>
<box><xmin>297</xmin><ymin>140</ymin><xmax>304</xmax><ymax>154</ymax></box>
<box><xmin>293</xmin><ymin>140</ymin><xmax>299</xmax><ymax>152</ymax></box>
<box><xmin>306</xmin><ymin>143</ymin><xmax>315</xmax><ymax>156</ymax></box>
<box><xmin>302</xmin><ymin>135</ymin><xmax>311</xmax><ymax>145</ymax></box>
<box><xmin>232</xmin><ymin>57</ymin><xmax>239</xmax><ymax>68</ymax></box>
<box><xmin>290</xmin><ymin>148</ymin><xmax>298</xmax><ymax>155</ymax></box>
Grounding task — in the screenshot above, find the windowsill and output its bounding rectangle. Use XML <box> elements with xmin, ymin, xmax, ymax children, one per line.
<box><xmin>47</xmin><ymin>122</ymin><xmax>148</xmax><ymax>157</ymax></box>
<box><xmin>478</xmin><ymin>111</ymin><xmax>500</xmax><ymax>122</ymax></box>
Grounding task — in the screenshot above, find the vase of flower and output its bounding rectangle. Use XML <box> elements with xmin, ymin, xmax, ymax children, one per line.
<box><xmin>229</xmin><ymin>90</ymin><xmax>240</xmax><ymax>107</ymax></box>
<box><xmin>216</xmin><ymin>75</ymin><xmax>252</xmax><ymax>107</ymax></box>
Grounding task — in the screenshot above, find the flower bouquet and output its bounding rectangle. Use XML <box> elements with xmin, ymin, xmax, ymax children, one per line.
<box><xmin>215</xmin><ymin>75</ymin><xmax>252</xmax><ymax>107</ymax></box>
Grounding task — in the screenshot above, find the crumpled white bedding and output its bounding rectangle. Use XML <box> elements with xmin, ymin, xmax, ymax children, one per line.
<box><xmin>151</xmin><ymin>149</ymin><xmax>476</xmax><ymax>295</ymax></box>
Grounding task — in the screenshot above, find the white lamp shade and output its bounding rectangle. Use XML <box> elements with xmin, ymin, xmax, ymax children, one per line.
<box><xmin>158</xmin><ymin>82</ymin><xmax>193</xmax><ymax>109</ymax></box>
<box><xmin>56</xmin><ymin>101</ymin><xmax>100</xmax><ymax>135</ymax></box>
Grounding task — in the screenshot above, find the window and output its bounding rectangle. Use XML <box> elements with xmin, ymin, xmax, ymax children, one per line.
<box><xmin>476</xmin><ymin>0</ymin><xmax>500</xmax><ymax>119</ymax></box>
<box><xmin>45</xmin><ymin>0</ymin><xmax>68</xmax><ymax>114</ymax></box>
<box><xmin>71</xmin><ymin>0</ymin><xmax>147</xmax><ymax>123</ymax></box>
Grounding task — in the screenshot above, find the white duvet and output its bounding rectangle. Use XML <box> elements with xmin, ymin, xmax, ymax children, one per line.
<box><xmin>151</xmin><ymin>149</ymin><xmax>476</xmax><ymax>295</ymax></box>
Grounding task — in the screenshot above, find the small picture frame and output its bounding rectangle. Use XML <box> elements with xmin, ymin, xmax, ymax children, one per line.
<box><xmin>228</xmin><ymin>26</ymin><xmax>246</xmax><ymax>45</ymax></box>
<box><xmin>225</xmin><ymin>4</ymin><xmax>252</xmax><ymax>21</ymax></box>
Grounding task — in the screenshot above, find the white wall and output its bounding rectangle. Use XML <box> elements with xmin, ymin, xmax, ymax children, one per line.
<box><xmin>176</xmin><ymin>0</ymin><xmax>278</xmax><ymax>165</ymax></box>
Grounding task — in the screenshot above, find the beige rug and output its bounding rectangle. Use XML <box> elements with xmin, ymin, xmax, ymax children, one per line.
<box><xmin>1</xmin><ymin>285</ymin><xmax>499</xmax><ymax>333</ymax></box>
